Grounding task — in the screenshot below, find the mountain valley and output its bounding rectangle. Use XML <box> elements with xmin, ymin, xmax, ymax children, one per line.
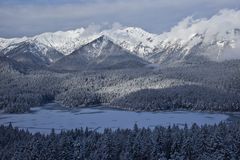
<box><xmin>1</xmin><ymin>10</ymin><xmax>240</xmax><ymax>113</ymax></box>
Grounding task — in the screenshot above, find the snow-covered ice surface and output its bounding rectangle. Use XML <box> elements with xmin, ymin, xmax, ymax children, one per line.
<box><xmin>0</xmin><ymin>103</ymin><xmax>235</xmax><ymax>134</ymax></box>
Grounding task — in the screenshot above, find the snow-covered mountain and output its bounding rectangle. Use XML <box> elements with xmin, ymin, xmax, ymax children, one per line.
<box><xmin>0</xmin><ymin>26</ymin><xmax>160</xmax><ymax>57</ymax></box>
<box><xmin>0</xmin><ymin>9</ymin><xmax>240</xmax><ymax>65</ymax></box>
<box><xmin>1</xmin><ymin>41</ymin><xmax>63</xmax><ymax>67</ymax></box>
<box><xmin>51</xmin><ymin>35</ymin><xmax>149</xmax><ymax>71</ymax></box>
<box><xmin>155</xmin><ymin>9</ymin><xmax>240</xmax><ymax>63</ymax></box>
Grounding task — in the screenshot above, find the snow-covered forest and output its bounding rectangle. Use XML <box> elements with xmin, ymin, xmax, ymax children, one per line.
<box><xmin>1</xmin><ymin>121</ymin><xmax>240</xmax><ymax>160</ymax></box>
<box><xmin>1</xmin><ymin>57</ymin><xmax>240</xmax><ymax>113</ymax></box>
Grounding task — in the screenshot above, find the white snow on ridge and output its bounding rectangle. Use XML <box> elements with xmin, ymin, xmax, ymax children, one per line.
<box><xmin>33</xmin><ymin>28</ymin><xmax>100</xmax><ymax>55</ymax></box>
<box><xmin>1</xmin><ymin>9</ymin><xmax>240</xmax><ymax>62</ymax></box>
<box><xmin>103</xmin><ymin>27</ymin><xmax>161</xmax><ymax>57</ymax></box>
<box><xmin>0</xmin><ymin>37</ymin><xmax>28</xmax><ymax>51</ymax></box>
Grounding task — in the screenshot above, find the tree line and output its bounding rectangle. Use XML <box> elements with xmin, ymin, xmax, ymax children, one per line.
<box><xmin>1</xmin><ymin>121</ymin><xmax>240</xmax><ymax>160</ymax></box>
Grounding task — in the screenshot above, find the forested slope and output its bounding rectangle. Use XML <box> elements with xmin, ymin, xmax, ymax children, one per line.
<box><xmin>0</xmin><ymin>59</ymin><xmax>240</xmax><ymax>113</ymax></box>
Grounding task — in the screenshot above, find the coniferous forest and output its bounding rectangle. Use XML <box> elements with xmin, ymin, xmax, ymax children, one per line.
<box><xmin>1</xmin><ymin>121</ymin><xmax>240</xmax><ymax>160</ymax></box>
<box><xmin>1</xmin><ymin>59</ymin><xmax>240</xmax><ymax>113</ymax></box>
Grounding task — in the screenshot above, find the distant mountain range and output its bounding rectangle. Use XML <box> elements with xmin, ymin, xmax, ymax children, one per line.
<box><xmin>0</xmin><ymin>9</ymin><xmax>240</xmax><ymax>70</ymax></box>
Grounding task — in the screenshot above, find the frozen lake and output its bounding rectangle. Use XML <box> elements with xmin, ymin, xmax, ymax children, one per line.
<box><xmin>0</xmin><ymin>103</ymin><xmax>238</xmax><ymax>134</ymax></box>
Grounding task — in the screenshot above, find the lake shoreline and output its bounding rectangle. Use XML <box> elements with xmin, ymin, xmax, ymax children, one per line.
<box><xmin>0</xmin><ymin>102</ymin><xmax>237</xmax><ymax>134</ymax></box>
<box><xmin>47</xmin><ymin>102</ymin><xmax>240</xmax><ymax>115</ymax></box>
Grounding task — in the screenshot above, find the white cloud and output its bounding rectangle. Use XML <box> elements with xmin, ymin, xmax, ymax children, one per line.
<box><xmin>160</xmin><ymin>9</ymin><xmax>240</xmax><ymax>42</ymax></box>
<box><xmin>220</xmin><ymin>45</ymin><xmax>240</xmax><ymax>60</ymax></box>
<box><xmin>80</xmin><ymin>24</ymin><xmax>102</xmax><ymax>37</ymax></box>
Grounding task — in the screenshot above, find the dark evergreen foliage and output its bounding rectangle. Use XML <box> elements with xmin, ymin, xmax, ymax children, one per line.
<box><xmin>0</xmin><ymin>121</ymin><xmax>240</xmax><ymax>160</ymax></box>
<box><xmin>1</xmin><ymin>59</ymin><xmax>240</xmax><ymax>113</ymax></box>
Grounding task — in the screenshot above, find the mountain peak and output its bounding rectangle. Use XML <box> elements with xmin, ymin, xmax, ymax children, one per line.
<box><xmin>51</xmin><ymin>33</ymin><xmax>149</xmax><ymax>71</ymax></box>
<box><xmin>1</xmin><ymin>10</ymin><xmax>240</xmax><ymax>64</ymax></box>
<box><xmin>70</xmin><ymin>34</ymin><xmax>124</xmax><ymax>61</ymax></box>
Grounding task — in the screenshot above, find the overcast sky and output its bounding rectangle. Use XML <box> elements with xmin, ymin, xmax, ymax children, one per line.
<box><xmin>0</xmin><ymin>0</ymin><xmax>240</xmax><ymax>38</ymax></box>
